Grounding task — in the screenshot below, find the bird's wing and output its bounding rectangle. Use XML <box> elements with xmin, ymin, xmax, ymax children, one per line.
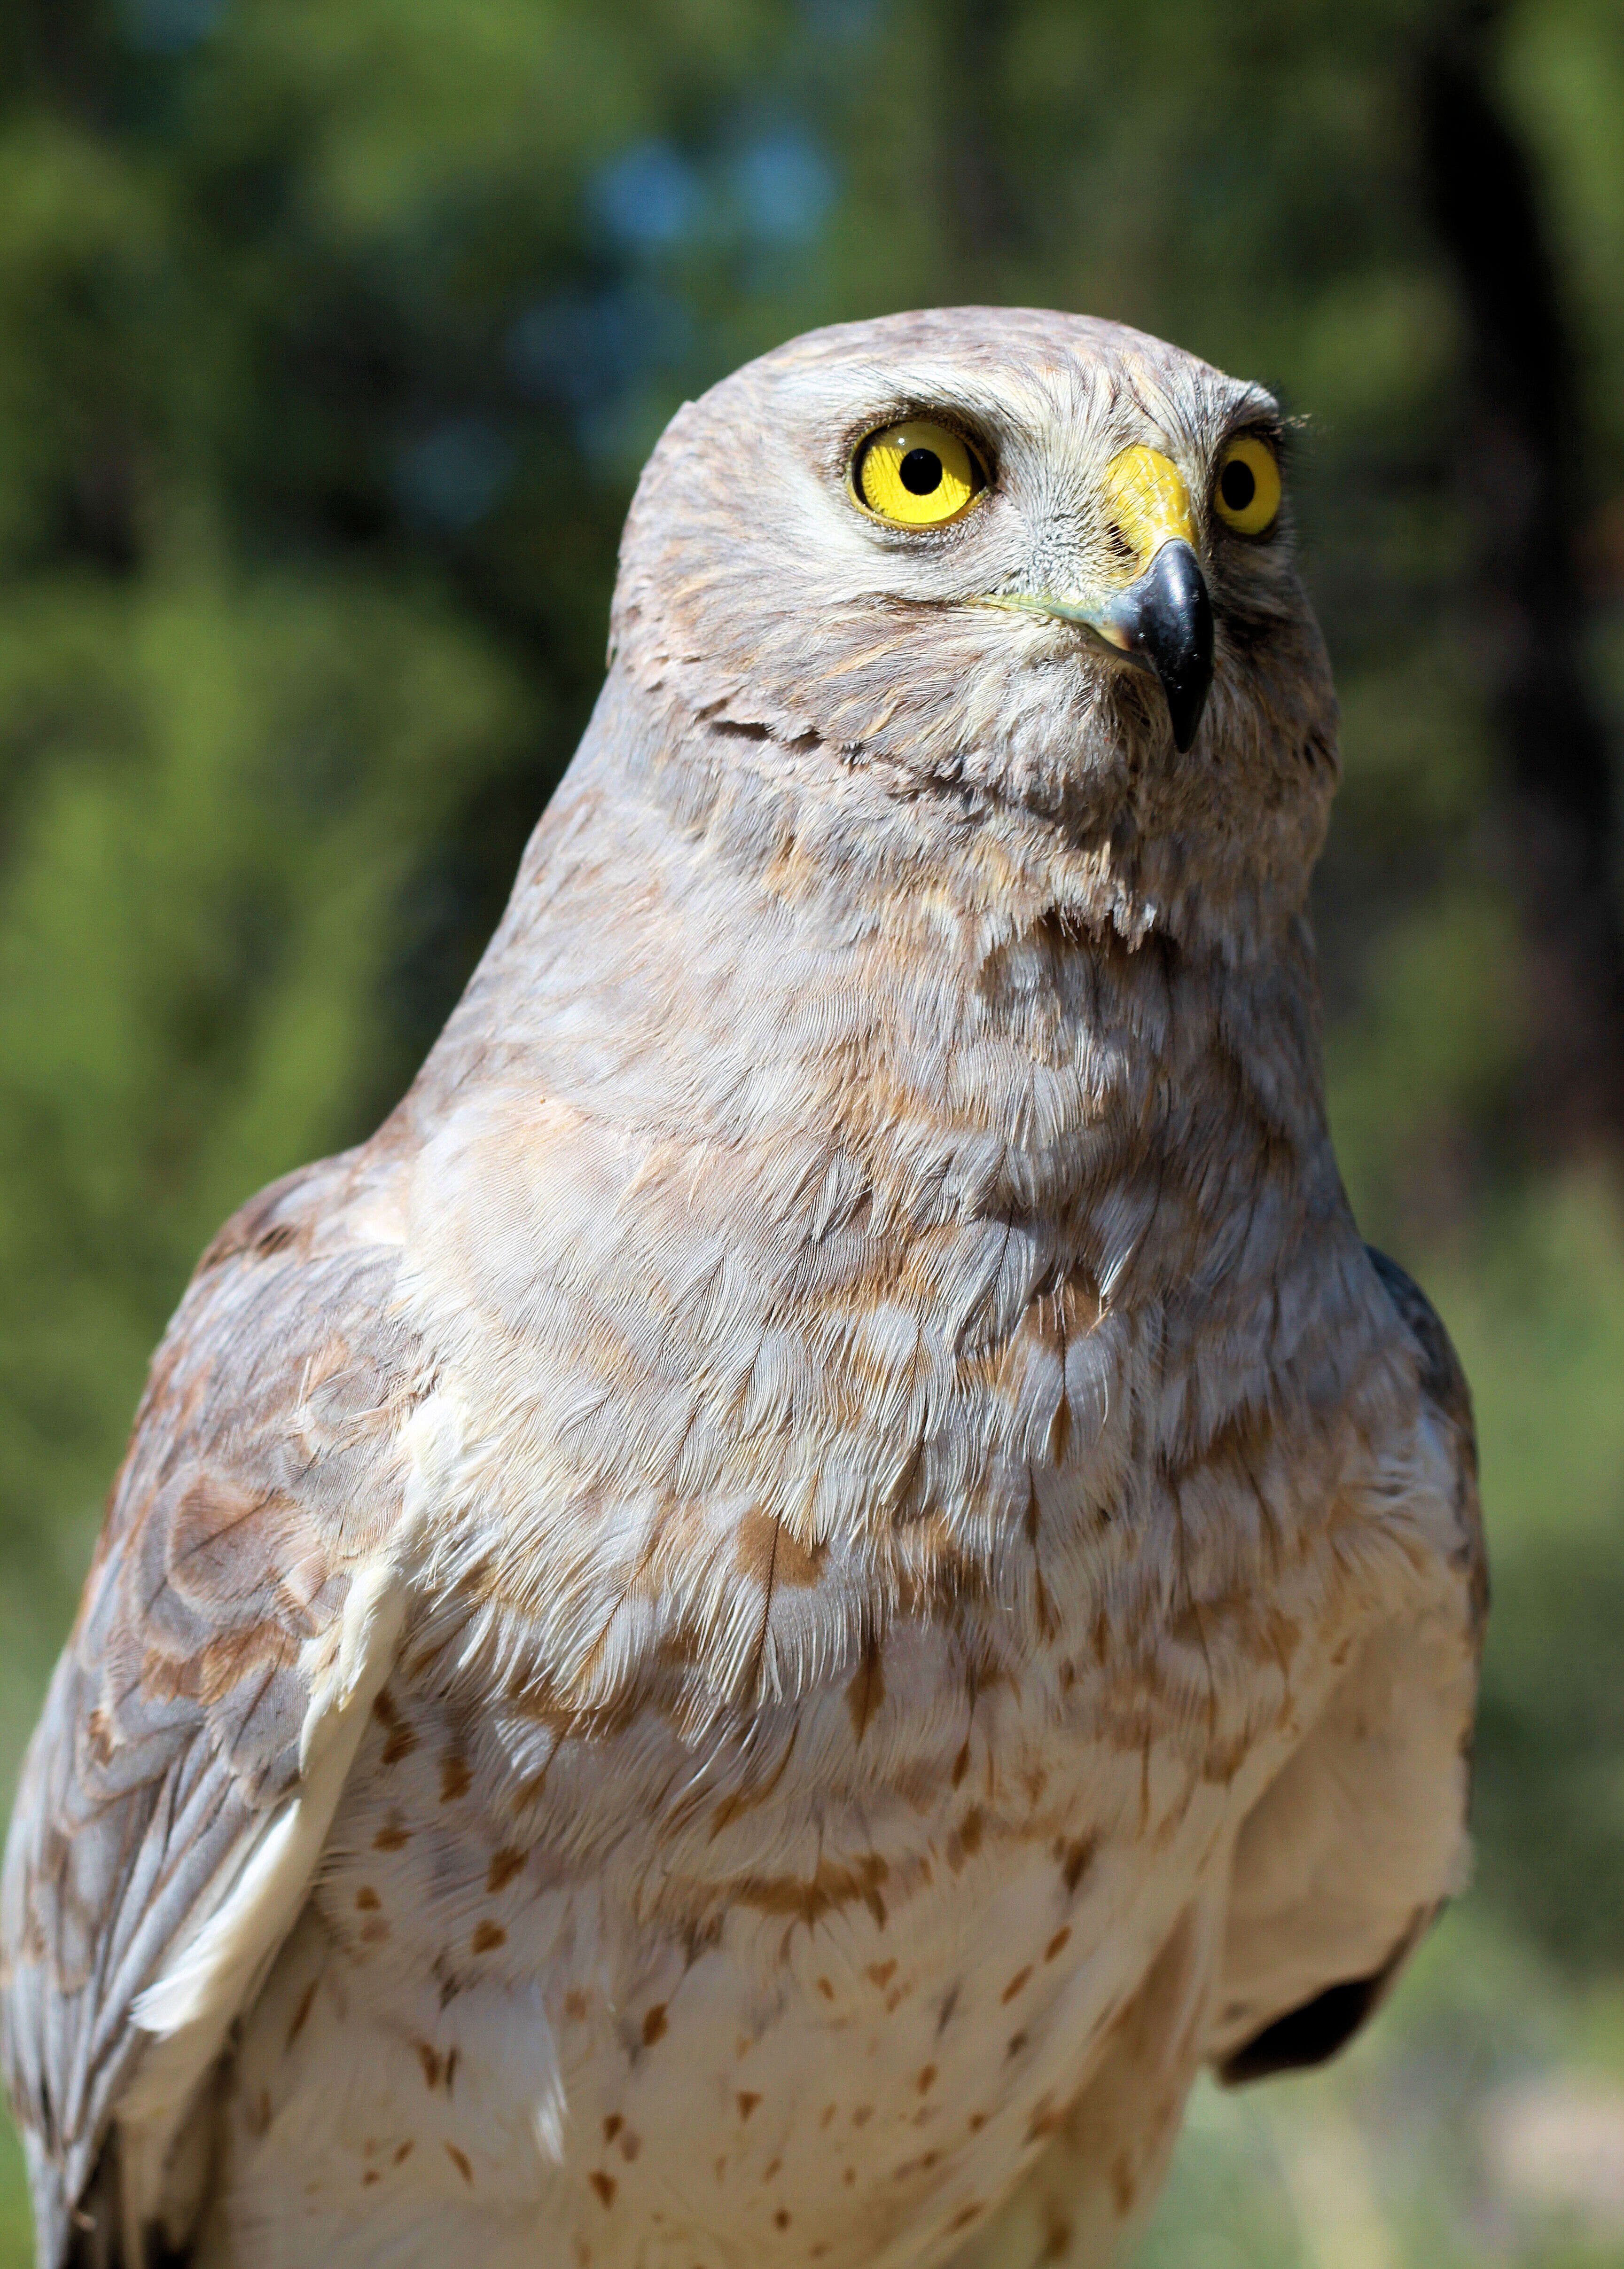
<box><xmin>0</xmin><ymin>1157</ymin><xmax>426</xmax><ymax>2265</ymax></box>
<box><xmin>1207</xmin><ymin>1246</ymin><xmax>1487</xmax><ymax>2084</ymax></box>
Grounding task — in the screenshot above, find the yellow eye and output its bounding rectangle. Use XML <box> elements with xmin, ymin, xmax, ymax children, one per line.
<box><xmin>854</xmin><ymin>420</ymin><xmax>986</xmax><ymax>526</ymax></box>
<box><xmin>1213</xmin><ymin>435</ymin><xmax>1282</xmax><ymax>535</ymax></box>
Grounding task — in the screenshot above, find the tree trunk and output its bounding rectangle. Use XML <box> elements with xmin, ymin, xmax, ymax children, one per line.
<box><xmin>1419</xmin><ymin>1</ymin><xmax>1624</xmax><ymax>1153</ymax></box>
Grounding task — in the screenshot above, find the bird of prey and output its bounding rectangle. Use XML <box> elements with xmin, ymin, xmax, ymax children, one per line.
<box><xmin>2</xmin><ymin>308</ymin><xmax>1485</xmax><ymax>2269</ymax></box>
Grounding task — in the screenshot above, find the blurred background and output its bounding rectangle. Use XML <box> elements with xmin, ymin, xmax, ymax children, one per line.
<box><xmin>0</xmin><ymin>0</ymin><xmax>1621</xmax><ymax>2260</ymax></box>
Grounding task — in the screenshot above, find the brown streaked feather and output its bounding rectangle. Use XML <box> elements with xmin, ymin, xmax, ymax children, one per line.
<box><xmin>1</xmin><ymin>1153</ymin><xmax>422</xmax><ymax>2264</ymax></box>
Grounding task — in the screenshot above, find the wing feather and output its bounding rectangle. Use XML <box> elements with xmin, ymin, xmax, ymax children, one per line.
<box><xmin>0</xmin><ymin>1155</ymin><xmax>426</xmax><ymax>2263</ymax></box>
<box><xmin>1209</xmin><ymin>1245</ymin><xmax>1486</xmax><ymax>2083</ymax></box>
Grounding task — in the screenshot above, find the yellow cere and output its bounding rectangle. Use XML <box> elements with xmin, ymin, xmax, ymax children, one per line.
<box><xmin>1214</xmin><ymin>434</ymin><xmax>1281</xmax><ymax>535</ymax></box>
<box><xmin>1101</xmin><ymin>446</ymin><xmax>1197</xmax><ymax>571</ymax></box>
<box><xmin>856</xmin><ymin>420</ymin><xmax>984</xmax><ymax>526</ymax></box>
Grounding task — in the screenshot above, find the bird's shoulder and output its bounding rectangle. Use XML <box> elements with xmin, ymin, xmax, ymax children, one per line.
<box><xmin>1363</xmin><ymin>1242</ymin><xmax>1486</xmax><ymax>1632</ymax></box>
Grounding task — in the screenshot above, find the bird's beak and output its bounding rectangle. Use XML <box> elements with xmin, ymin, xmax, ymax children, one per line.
<box><xmin>992</xmin><ymin>447</ymin><xmax>1216</xmax><ymax>753</ymax></box>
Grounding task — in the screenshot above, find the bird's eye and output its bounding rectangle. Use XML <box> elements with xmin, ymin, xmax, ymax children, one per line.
<box><xmin>853</xmin><ymin>420</ymin><xmax>986</xmax><ymax>526</ymax></box>
<box><xmin>1213</xmin><ymin>435</ymin><xmax>1281</xmax><ymax>536</ymax></box>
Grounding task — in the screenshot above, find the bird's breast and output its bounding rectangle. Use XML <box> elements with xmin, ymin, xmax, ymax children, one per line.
<box><xmin>236</xmin><ymin>1592</ymin><xmax>1326</xmax><ymax>2269</ymax></box>
<box><xmin>219</xmin><ymin>1404</ymin><xmax>1398</xmax><ymax>2269</ymax></box>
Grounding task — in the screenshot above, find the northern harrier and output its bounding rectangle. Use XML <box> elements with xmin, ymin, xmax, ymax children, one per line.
<box><xmin>2</xmin><ymin>309</ymin><xmax>1484</xmax><ymax>2269</ymax></box>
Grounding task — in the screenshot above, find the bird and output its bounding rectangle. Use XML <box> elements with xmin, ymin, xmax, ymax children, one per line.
<box><xmin>1</xmin><ymin>306</ymin><xmax>1485</xmax><ymax>2269</ymax></box>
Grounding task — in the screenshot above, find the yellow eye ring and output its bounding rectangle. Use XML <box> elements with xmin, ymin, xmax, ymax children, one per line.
<box><xmin>853</xmin><ymin>420</ymin><xmax>986</xmax><ymax>526</ymax></box>
<box><xmin>1213</xmin><ymin>435</ymin><xmax>1281</xmax><ymax>536</ymax></box>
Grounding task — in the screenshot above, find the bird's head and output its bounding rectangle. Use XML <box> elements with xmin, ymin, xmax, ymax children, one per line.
<box><xmin>611</xmin><ymin>308</ymin><xmax>1339</xmax><ymax>939</ymax></box>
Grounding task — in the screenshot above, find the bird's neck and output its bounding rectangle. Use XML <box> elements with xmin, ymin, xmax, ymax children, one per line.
<box><xmin>414</xmin><ymin>677</ymin><xmax>1339</xmax><ymax>1314</ymax></box>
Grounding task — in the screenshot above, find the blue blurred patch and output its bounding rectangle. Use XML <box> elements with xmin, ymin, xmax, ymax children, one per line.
<box><xmin>728</xmin><ymin>129</ymin><xmax>836</xmax><ymax>243</ymax></box>
<box><xmin>394</xmin><ymin>419</ymin><xmax>515</xmax><ymax>534</ymax></box>
<box><xmin>590</xmin><ymin>143</ymin><xmax>705</xmax><ymax>252</ymax></box>
<box><xmin>121</xmin><ymin>0</ymin><xmax>227</xmax><ymax>53</ymax></box>
<box><xmin>798</xmin><ymin>0</ymin><xmax>881</xmax><ymax>40</ymax></box>
<box><xmin>506</xmin><ymin>288</ymin><xmax>693</xmax><ymax>417</ymax></box>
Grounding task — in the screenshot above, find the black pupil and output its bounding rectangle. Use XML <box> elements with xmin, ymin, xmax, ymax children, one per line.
<box><xmin>1220</xmin><ymin>458</ymin><xmax>1257</xmax><ymax>512</ymax></box>
<box><xmin>900</xmin><ymin>447</ymin><xmax>943</xmax><ymax>495</ymax></box>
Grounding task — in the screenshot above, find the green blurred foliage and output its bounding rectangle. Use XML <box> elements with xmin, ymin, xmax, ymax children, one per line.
<box><xmin>0</xmin><ymin>1</ymin><xmax>1620</xmax><ymax>2262</ymax></box>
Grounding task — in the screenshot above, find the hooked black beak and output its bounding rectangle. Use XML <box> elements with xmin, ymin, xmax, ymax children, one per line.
<box><xmin>1106</xmin><ymin>540</ymin><xmax>1214</xmax><ymax>753</ymax></box>
<box><xmin>992</xmin><ymin>538</ymin><xmax>1217</xmax><ymax>752</ymax></box>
